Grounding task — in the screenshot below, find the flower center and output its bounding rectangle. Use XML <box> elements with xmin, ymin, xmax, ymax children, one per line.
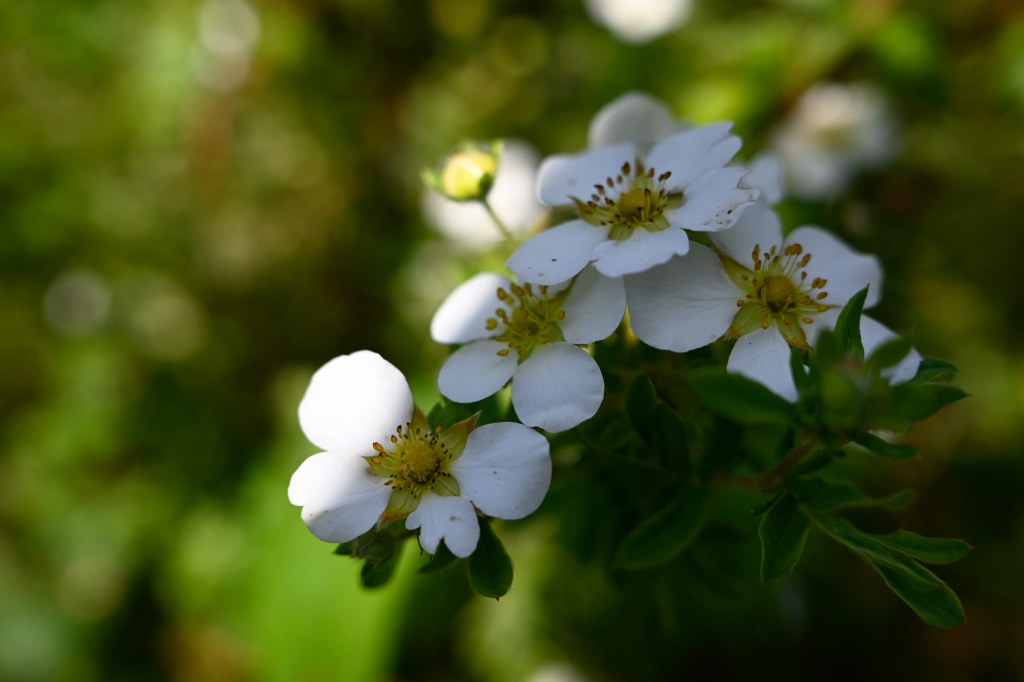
<box><xmin>573</xmin><ymin>160</ymin><xmax>683</xmax><ymax>240</ymax></box>
<box><xmin>724</xmin><ymin>242</ymin><xmax>831</xmax><ymax>349</ymax></box>
<box><xmin>486</xmin><ymin>282</ymin><xmax>566</xmax><ymax>360</ymax></box>
<box><xmin>367</xmin><ymin>423</ymin><xmax>460</xmax><ymax>497</ymax></box>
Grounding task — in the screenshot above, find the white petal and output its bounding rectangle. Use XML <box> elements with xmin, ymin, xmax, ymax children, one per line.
<box><xmin>537</xmin><ymin>144</ymin><xmax>637</xmax><ymax>205</ymax></box>
<box><xmin>561</xmin><ymin>266</ymin><xmax>625</xmax><ymax>343</ymax></box>
<box><xmin>786</xmin><ymin>226</ymin><xmax>884</xmax><ymax>308</ymax></box>
<box><xmin>298</xmin><ymin>351</ymin><xmax>413</xmax><ymax>454</ymax></box>
<box><xmin>727</xmin><ymin>326</ymin><xmax>798</xmax><ymax>402</ymax></box>
<box><xmin>450</xmin><ymin>422</ymin><xmax>552</xmax><ymax>520</ymax></box>
<box><xmin>511</xmin><ymin>343</ymin><xmax>604</xmax><ymax>432</ymax></box>
<box><xmin>626</xmin><ymin>243</ymin><xmax>738</xmax><ymax>352</ymax></box>
<box><xmin>592</xmin><ymin>226</ymin><xmax>691</xmax><ymax>278</ymax></box>
<box><xmin>406</xmin><ymin>493</ymin><xmax>480</xmax><ymax>558</ymax></box>
<box><xmin>288</xmin><ymin>452</ymin><xmax>391</xmax><ymax>543</ymax></box>
<box><xmin>437</xmin><ymin>340</ymin><xmax>518</xmax><ymax>403</ymax></box>
<box><xmin>431</xmin><ymin>273</ymin><xmax>511</xmax><ymax>344</ymax></box>
<box><xmin>666</xmin><ymin>166</ymin><xmax>759</xmax><ymax>233</ymax></box>
<box><xmin>710</xmin><ymin>200</ymin><xmax>784</xmax><ymax>267</ymax></box>
<box><xmin>740</xmin><ymin>153</ymin><xmax>784</xmax><ymax>204</ymax></box>
<box><xmin>860</xmin><ymin>315</ymin><xmax>921</xmax><ymax>384</ymax></box>
<box><xmin>645</xmin><ymin>123</ymin><xmax>738</xmax><ymax>188</ymax></box>
<box><xmin>587</xmin><ymin>91</ymin><xmax>677</xmax><ymax>150</ymax></box>
<box><xmin>506</xmin><ymin>219</ymin><xmax>609</xmax><ymax>285</ymax></box>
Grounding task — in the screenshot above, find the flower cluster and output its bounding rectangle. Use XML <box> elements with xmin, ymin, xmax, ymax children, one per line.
<box><xmin>289</xmin><ymin>91</ymin><xmax>923</xmax><ymax>572</ymax></box>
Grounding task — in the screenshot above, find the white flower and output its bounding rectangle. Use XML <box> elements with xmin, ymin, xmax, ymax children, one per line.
<box><xmin>584</xmin><ymin>0</ymin><xmax>692</xmax><ymax>44</ymax></box>
<box><xmin>422</xmin><ymin>140</ymin><xmax>544</xmax><ymax>251</ymax></box>
<box><xmin>288</xmin><ymin>351</ymin><xmax>551</xmax><ymax>558</ymax></box>
<box><xmin>587</xmin><ymin>91</ymin><xmax>687</xmax><ymax>152</ymax></box>
<box><xmin>432</xmin><ymin>267</ymin><xmax>625</xmax><ymax>432</ymax></box>
<box><xmin>625</xmin><ymin>203</ymin><xmax>921</xmax><ymax>400</ymax></box>
<box><xmin>771</xmin><ymin>82</ymin><xmax>897</xmax><ymax>199</ymax></box>
<box><xmin>507</xmin><ymin>121</ymin><xmax>758</xmax><ymax>284</ymax></box>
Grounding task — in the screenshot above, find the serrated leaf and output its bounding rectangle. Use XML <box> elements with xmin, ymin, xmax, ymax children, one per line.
<box><xmin>914</xmin><ymin>357</ymin><xmax>959</xmax><ymax>382</ymax></box>
<box><xmin>851</xmin><ymin>432</ymin><xmax>917</xmax><ymax>459</ymax></box>
<box><xmin>418</xmin><ymin>543</ymin><xmax>459</xmax><ymax>574</ymax></box>
<box><xmin>834</xmin><ymin>287</ymin><xmax>868</xmax><ymax>360</ymax></box>
<box><xmin>652</xmin><ymin>403</ymin><xmax>690</xmax><ymax>477</ymax></box>
<box><xmin>867</xmin><ymin>553</ymin><xmax>965</xmax><ymax>628</ymax></box>
<box><xmin>626</xmin><ymin>373</ymin><xmax>657</xmax><ymax>442</ymax></box>
<box><xmin>890</xmin><ymin>383</ymin><xmax>969</xmax><ymax>422</ymax></box>
<box><xmin>759</xmin><ymin>493</ymin><xmax>811</xmax><ymax>580</ymax></box>
<box><xmin>468</xmin><ymin>520</ymin><xmax>513</xmax><ymax>598</ymax></box>
<box><xmin>615</xmin><ymin>487</ymin><xmax>707</xmax><ymax>570</ymax></box>
<box><xmin>688</xmin><ymin>367</ymin><xmax>794</xmax><ymax>425</ymax></box>
<box><xmin>875</xmin><ymin>530</ymin><xmax>972</xmax><ymax>565</ymax></box>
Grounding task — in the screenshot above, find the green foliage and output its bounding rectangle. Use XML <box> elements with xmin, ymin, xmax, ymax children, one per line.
<box><xmin>832</xmin><ymin>287</ymin><xmax>869</xmax><ymax>360</ymax></box>
<box><xmin>468</xmin><ymin>520</ymin><xmax>513</xmax><ymax>599</ymax></box>
<box><xmin>758</xmin><ymin>493</ymin><xmax>811</xmax><ymax>580</ymax></box>
<box><xmin>804</xmin><ymin>509</ymin><xmax>967</xmax><ymax>628</ymax></box>
<box><xmin>418</xmin><ymin>543</ymin><xmax>459</xmax><ymax>574</ymax></box>
<box><xmin>688</xmin><ymin>367</ymin><xmax>794</xmax><ymax>425</ymax></box>
<box><xmin>626</xmin><ymin>372</ymin><xmax>658</xmax><ymax>441</ymax></box>
<box><xmin>615</xmin><ymin>486</ymin><xmax>707</xmax><ymax>570</ymax></box>
<box><xmin>851</xmin><ymin>431</ymin><xmax>918</xmax><ymax>459</ymax></box>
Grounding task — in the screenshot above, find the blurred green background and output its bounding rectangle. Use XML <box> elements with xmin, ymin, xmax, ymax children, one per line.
<box><xmin>2</xmin><ymin>0</ymin><xmax>1023</xmax><ymax>679</ymax></box>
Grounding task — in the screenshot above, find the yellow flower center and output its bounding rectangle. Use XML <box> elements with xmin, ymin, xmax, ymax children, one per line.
<box><xmin>723</xmin><ymin>241</ymin><xmax>832</xmax><ymax>349</ymax></box>
<box><xmin>573</xmin><ymin>160</ymin><xmax>683</xmax><ymax>240</ymax></box>
<box><xmin>367</xmin><ymin>423</ymin><xmax>459</xmax><ymax>497</ymax></box>
<box><xmin>486</xmin><ymin>282</ymin><xmax>567</xmax><ymax>360</ymax></box>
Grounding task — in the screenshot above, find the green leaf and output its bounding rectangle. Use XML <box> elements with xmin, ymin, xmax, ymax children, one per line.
<box><xmin>615</xmin><ymin>487</ymin><xmax>707</xmax><ymax>570</ymax></box>
<box><xmin>652</xmin><ymin>402</ymin><xmax>690</xmax><ymax>477</ymax></box>
<box><xmin>688</xmin><ymin>367</ymin><xmax>794</xmax><ymax>425</ymax></box>
<box><xmin>793</xmin><ymin>478</ymin><xmax>916</xmax><ymax>511</ymax></box>
<box><xmin>418</xmin><ymin>543</ymin><xmax>460</xmax><ymax>574</ymax></box>
<box><xmin>759</xmin><ymin>493</ymin><xmax>811</xmax><ymax>580</ymax></box>
<box><xmin>360</xmin><ymin>553</ymin><xmax>399</xmax><ymax>589</ymax></box>
<box><xmin>914</xmin><ymin>357</ymin><xmax>959</xmax><ymax>382</ymax></box>
<box><xmin>333</xmin><ymin>542</ymin><xmax>354</xmax><ymax>556</ymax></box>
<box><xmin>626</xmin><ymin>372</ymin><xmax>657</xmax><ymax>441</ymax></box>
<box><xmin>790</xmin><ymin>347</ymin><xmax>810</xmax><ymax>393</ymax></box>
<box><xmin>867</xmin><ymin>553</ymin><xmax>966</xmax><ymax>628</ymax></box>
<box><xmin>874</xmin><ymin>530</ymin><xmax>972</xmax><ymax>565</ymax></box>
<box><xmin>890</xmin><ymin>382</ymin><xmax>969</xmax><ymax>422</ymax></box>
<box><xmin>468</xmin><ymin>520</ymin><xmax>513</xmax><ymax>598</ymax></box>
<box><xmin>804</xmin><ymin>509</ymin><xmax>966</xmax><ymax>627</ymax></box>
<box><xmin>851</xmin><ymin>431</ymin><xmax>917</xmax><ymax>459</ymax></box>
<box><xmin>833</xmin><ymin>287</ymin><xmax>868</xmax><ymax>360</ymax></box>
<box><xmin>788</xmin><ymin>447</ymin><xmax>839</xmax><ymax>478</ymax></box>
<box><xmin>427</xmin><ymin>397</ymin><xmax>475</xmax><ymax>431</ymax></box>
<box><xmin>867</xmin><ymin>336</ymin><xmax>914</xmax><ymax>370</ymax></box>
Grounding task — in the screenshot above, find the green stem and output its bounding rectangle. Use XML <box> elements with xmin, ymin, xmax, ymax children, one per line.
<box><xmin>482</xmin><ymin>198</ymin><xmax>514</xmax><ymax>240</ymax></box>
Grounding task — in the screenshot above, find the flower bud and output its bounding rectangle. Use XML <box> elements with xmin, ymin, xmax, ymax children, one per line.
<box><xmin>423</xmin><ymin>141</ymin><xmax>502</xmax><ymax>202</ymax></box>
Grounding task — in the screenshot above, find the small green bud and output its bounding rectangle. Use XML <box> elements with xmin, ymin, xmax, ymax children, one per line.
<box><xmin>423</xmin><ymin>141</ymin><xmax>502</xmax><ymax>202</ymax></box>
